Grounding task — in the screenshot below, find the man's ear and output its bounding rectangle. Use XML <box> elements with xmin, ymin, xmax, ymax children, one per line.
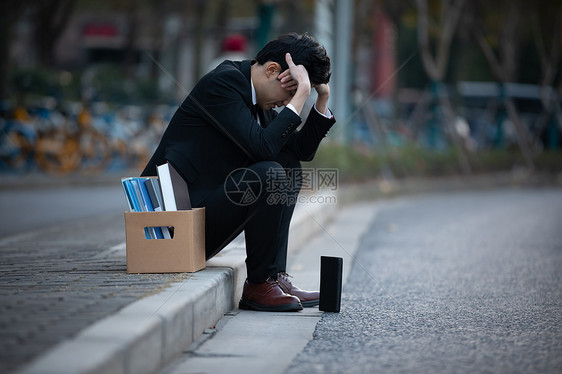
<box><xmin>265</xmin><ymin>62</ymin><xmax>281</xmax><ymax>79</ymax></box>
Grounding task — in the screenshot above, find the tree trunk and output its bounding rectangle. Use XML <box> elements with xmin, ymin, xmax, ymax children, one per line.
<box><xmin>438</xmin><ymin>84</ymin><xmax>472</xmax><ymax>174</ymax></box>
<box><xmin>416</xmin><ymin>0</ymin><xmax>471</xmax><ymax>174</ymax></box>
<box><xmin>123</xmin><ymin>0</ymin><xmax>139</xmax><ymax>80</ymax></box>
<box><xmin>192</xmin><ymin>0</ymin><xmax>208</xmax><ymax>81</ymax></box>
<box><xmin>33</xmin><ymin>0</ymin><xmax>76</xmax><ymax>67</ymax></box>
<box><xmin>0</xmin><ymin>0</ymin><xmax>24</xmax><ymax>100</ymax></box>
<box><xmin>469</xmin><ymin>1</ymin><xmax>535</xmax><ymax>169</ymax></box>
<box><xmin>149</xmin><ymin>0</ymin><xmax>166</xmax><ymax>81</ymax></box>
<box><xmin>416</xmin><ymin>0</ymin><xmax>465</xmax><ymax>81</ymax></box>
<box><xmin>214</xmin><ymin>0</ymin><xmax>231</xmax><ymax>56</ymax></box>
<box><xmin>533</xmin><ymin>3</ymin><xmax>561</xmax><ymax>149</ymax></box>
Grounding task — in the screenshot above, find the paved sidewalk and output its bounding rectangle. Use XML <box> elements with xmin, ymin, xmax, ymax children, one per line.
<box><xmin>0</xmin><ymin>184</ymin><xmax>336</xmax><ymax>374</ymax></box>
<box><xmin>0</xmin><ymin>212</ymin><xmax>177</xmax><ymax>373</ymax></box>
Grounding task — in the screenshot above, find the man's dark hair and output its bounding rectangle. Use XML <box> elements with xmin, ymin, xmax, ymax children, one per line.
<box><xmin>255</xmin><ymin>33</ymin><xmax>331</xmax><ymax>85</ymax></box>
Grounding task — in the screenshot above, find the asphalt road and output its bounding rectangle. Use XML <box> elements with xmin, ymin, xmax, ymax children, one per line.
<box><xmin>287</xmin><ymin>188</ymin><xmax>562</xmax><ymax>374</ymax></box>
<box><xmin>0</xmin><ymin>184</ymin><xmax>127</xmax><ymax>238</ymax></box>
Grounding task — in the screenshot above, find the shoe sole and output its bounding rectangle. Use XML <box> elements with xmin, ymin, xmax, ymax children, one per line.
<box><xmin>300</xmin><ymin>299</ymin><xmax>320</xmax><ymax>308</ymax></box>
<box><xmin>239</xmin><ymin>299</ymin><xmax>303</xmax><ymax>312</ymax></box>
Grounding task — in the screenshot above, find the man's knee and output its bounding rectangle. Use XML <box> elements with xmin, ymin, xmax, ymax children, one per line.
<box><xmin>248</xmin><ymin>161</ymin><xmax>285</xmax><ymax>185</ymax></box>
<box><xmin>222</xmin><ymin>161</ymin><xmax>285</xmax><ymax>206</ymax></box>
<box><xmin>232</xmin><ymin>161</ymin><xmax>302</xmax><ymax>206</ymax></box>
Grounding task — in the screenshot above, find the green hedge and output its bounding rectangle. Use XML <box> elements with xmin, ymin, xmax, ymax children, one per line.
<box><xmin>305</xmin><ymin>142</ymin><xmax>562</xmax><ymax>182</ymax></box>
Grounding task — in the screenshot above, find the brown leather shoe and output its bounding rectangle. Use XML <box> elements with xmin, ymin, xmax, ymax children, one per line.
<box><xmin>239</xmin><ymin>277</ymin><xmax>303</xmax><ymax>312</ymax></box>
<box><xmin>277</xmin><ymin>272</ymin><xmax>320</xmax><ymax>307</ymax></box>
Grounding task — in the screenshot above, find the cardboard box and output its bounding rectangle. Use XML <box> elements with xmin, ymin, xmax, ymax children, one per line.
<box><xmin>124</xmin><ymin>208</ymin><xmax>206</xmax><ymax>273</ymax></box>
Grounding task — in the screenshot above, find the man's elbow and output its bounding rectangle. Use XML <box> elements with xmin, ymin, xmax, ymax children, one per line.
<box><xmin>256</xmin><ymin>141</ymin><xmax>281</xmax><ymax>160</ymax></box>
<box><xmin>300</xmin><ymin>150</ymin><xmax>317</xmax><ymax>162</ymax></box>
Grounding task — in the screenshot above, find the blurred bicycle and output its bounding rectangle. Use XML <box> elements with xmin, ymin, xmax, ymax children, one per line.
<box><xmin>0</xmin><ymin>117</ymin><xmax>37</xmax><ymax>171</ymax></box>
<box><xmin>34</xmin><ymin>100</ymin><xmax>111</xmax><ymax>175</ymax></box>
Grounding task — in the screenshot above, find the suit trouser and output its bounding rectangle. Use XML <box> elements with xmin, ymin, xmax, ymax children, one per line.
<box><xmin>193</xmin><ymin>152</ymin><xmax>302</xmax><ymax>283</ymax></box>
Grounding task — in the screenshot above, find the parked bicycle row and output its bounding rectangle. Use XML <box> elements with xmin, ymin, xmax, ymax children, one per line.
<box><xmin>0</xmin><ymin>98</ymin><xmax>175</xmax><ymax>175</ymax></box>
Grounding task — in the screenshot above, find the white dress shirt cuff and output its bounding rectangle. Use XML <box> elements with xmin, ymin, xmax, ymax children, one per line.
<box><xmin>286</xmin><ymin>103</ymin><xmax>332</xmax><ymax>119</ymax></box>
<box><xmin>314</xmin><ymin>104</ymin><xmax>333</xmax><ymax>119</ymax></box>
<box><xmin>285</xmin><ymin>103</ymin><xmax>298</xmax><ymax>115</ymax></box>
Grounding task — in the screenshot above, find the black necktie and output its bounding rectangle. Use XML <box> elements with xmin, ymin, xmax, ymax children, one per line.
<box><xmin>251</xmin><ymin>104</ymin><xmax>260</xmax><ymax>120</ymax></box>
<box><xmin>252</xmin><ymin>103</ymin><xmax>266</xmax><ymax>127</ymax></box>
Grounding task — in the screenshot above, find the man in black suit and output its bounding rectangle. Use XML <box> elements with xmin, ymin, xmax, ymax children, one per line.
<box><xmin>142</xmin><ymin>33</ymin><xmax>336</xmax><ymax>312</ymax></box>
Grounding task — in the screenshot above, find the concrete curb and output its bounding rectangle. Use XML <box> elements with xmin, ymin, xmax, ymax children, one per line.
<box><xmin>17</xmin><ymin>192</ymin><xmax>337</xmax><ymax>374</ymax></box>
<box><xmin>17</xmin><ymin>266</ymin><xmax>238</xmax><ymax>374</ymax></box>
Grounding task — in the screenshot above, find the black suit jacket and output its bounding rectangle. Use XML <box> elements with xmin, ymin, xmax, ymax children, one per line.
<box><xmin>142</xmin><ymin>60</ymin><xmax>336</xmax><ymax>196</ymax></box>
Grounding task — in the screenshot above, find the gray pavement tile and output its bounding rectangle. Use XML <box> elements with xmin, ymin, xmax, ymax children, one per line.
<box><xmin>0</xmin><ymin>219</ymin><xmax>181</xmax><ymax>373</ymax></box>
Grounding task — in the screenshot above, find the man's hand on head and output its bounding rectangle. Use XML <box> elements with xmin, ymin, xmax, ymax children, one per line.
<box><xmin>281</xmin><ymin>53</ymin><xmax>311</xmax><ymax>95</ymax></box>
<box><xmin>279</xmin><ymin>53</ymin><xmax>311</xmax><ymax>115</ymax></box>
<box><xmin>313</xmin><ymin>83</ymin><xmax>330</xmax><ymax>117</ymax></box>
<box><xmin>313</xmin><ymin>83</ymin><xmax>330</xmax><ymax>99</ymax></box>
<box><xmin>278</xmin><ymin>70</ymin><xmax>298</xmax><ymax>94</ymax></box>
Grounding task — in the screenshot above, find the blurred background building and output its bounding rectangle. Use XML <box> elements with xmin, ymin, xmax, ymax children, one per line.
<box><xmin>1</xmin><ymin>0</ymin><xmax>561</xmax><ymax>179</ymax></box>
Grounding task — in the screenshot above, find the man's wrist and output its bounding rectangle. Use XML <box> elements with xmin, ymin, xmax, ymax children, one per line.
<box><xmin>296</xmin><ymin>84</ymin><xmax>311</xmax><ymax>99</ymax></box>
<box><xmin>288</xmin><ymin>87</ymin><xmax>310</xmax><ymax>114</ymax></box>
<box><xmin>315</xmin><ymin>95</ymin><xmax>329</xmax><ymax>117</ymax></box>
